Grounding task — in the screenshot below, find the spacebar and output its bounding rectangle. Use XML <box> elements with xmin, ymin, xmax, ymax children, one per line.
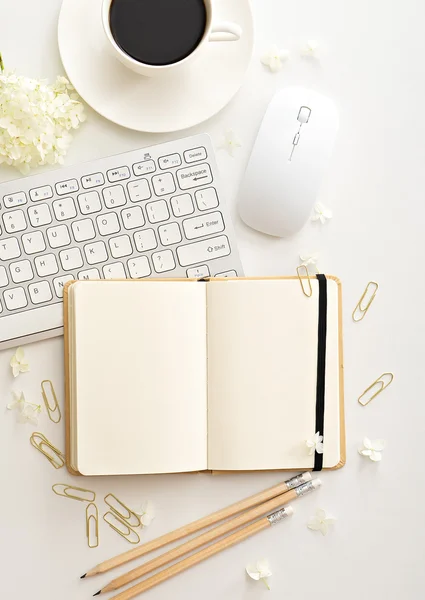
<box><xmin>0</xmin><ymin>303</ymin><xmax>64</xmax><ymax>347</ymax></box>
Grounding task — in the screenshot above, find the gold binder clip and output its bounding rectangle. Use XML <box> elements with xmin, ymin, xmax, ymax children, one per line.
<box><xmin>41</xmin><ymin>380</ymin><xmax>61</xmax><ymax>423</ymax></box>
<box><xmin>352</xmin><ymin>281</ymin><xmax>378</xmax><ymax>322</ymax></box>
<box><xmin>297</xmin><ymin>265</ymin><xmax>313</xmax><ymax>297</ymax></box>
<box><xmin>358</xmin><ymin>372</ymin><xmax>394</xmax><ymax>406</ymax></box>
<box><xmin>86</xmin><ymin>503</ymin><xmax>99</xmax><ymax>548</ymax></box>
<box><xmin>104</xmin><ymin>493</ymin><xmax>141</xmax><ymax>528</ymax></box>
<box><xmin>52</xmin><ymin>483</ymin><xmax>96</xmax><ymax>503</ymax></box>
<box><xmin>30</xmin><ymin>432</ymin><xmax>65</xmax><ymax>469</ymax></box>
<box><xmin>103</xmin><ymin>511</ymin><xmax>140</xmax><ymax>544</ymax></box>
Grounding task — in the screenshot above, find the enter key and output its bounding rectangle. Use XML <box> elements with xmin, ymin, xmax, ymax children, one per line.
<box><xmin>182</xmin><ymin>211</ymin><xmax>224</xmax><ymax>240</ymax></box>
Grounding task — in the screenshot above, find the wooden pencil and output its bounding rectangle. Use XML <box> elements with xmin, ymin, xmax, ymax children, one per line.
<box><xmin>98</xmin><ymin>479</ymin><xmax>320</xmax><ymax>594</ymax></box>
<box><xmin>81</xmin><ymin>472</ymin><xmax>311</xmax><ymax>578</ymax></box>
<box><xmin>107</xmin><ymin>506</ymin><xmax>294</xmax><ymax>600</ymax></box>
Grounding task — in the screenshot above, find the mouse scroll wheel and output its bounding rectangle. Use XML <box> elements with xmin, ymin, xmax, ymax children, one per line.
<box><xmin>297</xmin><ymin>106</ymin><xmax>311</xmax><ymax>123</ymax></box>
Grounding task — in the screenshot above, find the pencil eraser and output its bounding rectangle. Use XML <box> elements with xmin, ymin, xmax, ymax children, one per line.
<box><xmin>285</xmin><ymin>505</ymin><xmax>294</xmax><ymax>516</ymax></box>
<box><xmin>312</xmin><ymin>478</ymin><xmax>322</xmax><ymax>489</ymax></box>
<box><xmin>303</xmin><ymin>472</ymin><xmax>312</xmax><ymax>482</ymax></box>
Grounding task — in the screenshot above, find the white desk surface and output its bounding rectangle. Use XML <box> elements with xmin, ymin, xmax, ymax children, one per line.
<box><xmin>1</xmin><ymin>1</ymin><xmax>425</xmax><ymax>598</ymax></box>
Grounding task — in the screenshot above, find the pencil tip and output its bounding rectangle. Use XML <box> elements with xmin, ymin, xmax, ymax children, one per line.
<box><xmin>80</xmin><ymin>574</ymin><xmax>87</xmax><ymax>579</ymax></box>
<box><xmin>93</xmin><ymin>592</ymin><xmax>101</xmax><ymax>597</ymax></box>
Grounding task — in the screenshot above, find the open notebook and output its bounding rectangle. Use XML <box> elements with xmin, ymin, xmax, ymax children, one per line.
<box><xmin>64</xmin><ymin>276</ymin><xmax>345</xmax><ymax>476</ymax></box>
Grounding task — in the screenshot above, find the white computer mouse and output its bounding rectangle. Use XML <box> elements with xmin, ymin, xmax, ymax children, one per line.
<box><xmin>238</xmin><ymin>87</ymin><xmax>339</xmax><ymax>237</ymax></box>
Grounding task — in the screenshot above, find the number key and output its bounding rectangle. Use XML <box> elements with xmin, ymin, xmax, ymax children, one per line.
<box><xmin>53</xmin><ymin>197</ymin><xmax>77</xmax><ymax>221</ymax></box>
<box><xmin>3</xmin><ymin>209</ymin><xmax>27</xmax><ymax>233</ymax></box>
<box><xmin>28</xmin><ymin>203</ymin><xmax>52</xmax><ymax>227</ymax></box>
<box><xmin>77</xmin><ymin>191</ymin><xmax>102</xmax><ymax>215</ymax></box>
<box><xmin>102</xmin><ymin>185</ymin><xmax>127</xmax><ymax>208</ymax></box>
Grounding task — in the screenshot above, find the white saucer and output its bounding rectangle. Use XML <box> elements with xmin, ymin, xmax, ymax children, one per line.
<box><xmin>58</xmin><ymin>0</ymin><xmax>254</xmax><ymax>133</ymax></box>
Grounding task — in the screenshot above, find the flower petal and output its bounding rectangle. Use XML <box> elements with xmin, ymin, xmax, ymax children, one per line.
<box><xmin>369</xmin><ymin>450</ymin><xmax>382</xmax><ymax>462</ymax></box>
<box><xmin>319</xmin><ymin>521</ymin><xmax>328</xmax><ymax>535</ymax></box>
<box><xmin>315</xmin><ymin>441</ymin><xmax>324</xmax><ymax>454</ymax></box>
<box><xmin>363</xmin><ymin>437</ymin><xmax>372</xmax><ymax>449</ymax></box>
<box><xmin>372</xmin><ymin>439</ymin><xmax>386</xmax><ymax>451</ymax></box>
<box><xmin>246</xmin><ymin>565</ymin><xmax>260</xmax><ymax>580</ymax></box>
<box><xmin>316</xmin><ymin>509</ymin><xmax>327</xmax><ymax>521</ymax></box>
<box><xmin>307</xmin><ymin>518</ymin><xmax>321</xmax><ymax>531</ymax></box>
<box><xmin>359</xmin><ymin>448</ymin><xmax>372</xmax><ymax>456</ymax></box>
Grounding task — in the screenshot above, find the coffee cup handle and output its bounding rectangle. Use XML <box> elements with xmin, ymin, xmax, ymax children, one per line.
<box><xmin>209</xmin><ymin>22</ymin><xmax>242</xmax><ymax>42</ymax></box>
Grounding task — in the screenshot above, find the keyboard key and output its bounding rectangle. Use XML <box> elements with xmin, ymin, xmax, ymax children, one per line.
<box><xmin>127</xmin><ymin>180</ymin><xmax>151</xmax><ymax>202</ymax></box>
<box><xmin>81</xmin><ymin>173</ymin><xmax>105</xmax><ymax>189</ymax></box>
<box><xmin>146</xmin><ymin>200</ymin><xmax>169</xmax><ymax>224</ymax></box>
<box><xmin>53</xmin><ymin>197</ymin><xmax>77</xmax><ymax>221</ymax></box>
<box><xmin>78</xmin><ymin>191</ymin><xmax>102</xmax><ymax>215</ymax></box>
<box><xmin>133</xmin><ymin>160</ymin><xmax>156</xmax><ymax>176</ymax></box>
<box><xmin>176</xmin><ymin>164</ymin><xmax>213</xmax><ymax>190</ymax></box>
<box><xmin>134</xmin><ymin>229</ymin><xmax>157</xmax><ymax>252</ymax></box>
<box><xmin>152</xmin><ymin>173</ymin><xmax>176</xmax><ymax>196</ymax></box>
<box><xmin>47</xmin><ymin>225</ymin><xmax>71</xmax><ymax>249</ymax></box>
<box><xmin>152</xmin><ymin>249</ymin><xmax>176</xmax><ymax>273</ymax></box>
<box><xmin>102</xmin><ymin>184</ymin><xmax>127</xmax><ymax>209</ymax></box>
<box><xmin>22</xmin><ymin>231</ymin><xmax>46</xmax><ymax>255</ymax></box>
<box><xmin>0</xmin><ymin>266</ymin><xmax>8</xmax><ymax>287</ymax></box>
<box><xmin>177</xmin><ymin>235</ymin><xmax>231</xmax><ymax>267</ymax></box>
<box><xmin>0</xmin><ymin>301</ymin><xmax>2</xmax><ymax>313</ymax></box>
<box><xmin>28</xmin><ymin>203</ymin><xmax>52</xmax><ymax>227</ymax></box>
<box><xmin>78</xmin><ymin>268</ymin><xmax>100</xmax><ymax>280</ymax></box>
<box><xmin>84</xmin><ymin>241</ymin><xmax>108</xmax><ymax>265</ymax></box>
<box><xmin>158</xmin><ymin>223</ymin><xmax>182</xmax><ymax>246</ymax></box>
<box><xmin>109</xmin><ymin>235</ymin><xmax>133</xmax><ymax>259</ymax></box>
<box><xmin>107</xmin><ymin>166</ymin><xmax>130</xmax><ymax>182</ymax></box>
<box><xmin>186</xmin><ymin>265</ymin><xmax>210</xmax><ymax>278</ymax></box>
<box><xmin>35</xmin><ymin>254</ymin><xmax>59</xmax><ymax>277</ymax></box>
<box><xmin>194</xmin><ymin>187</ymin><xmax>219</xmax><ymax>211</ymax></box>
<box><xmin>55</xmin><ymin>179</ymin><xmax>79</xmax><ymax>195</ymax></box>
<box><xmin>103</xmin><ymin>262</ymin><xmax>126</xmax><ymax>279</ymax></box>
<box><xmin>53</xmin><ymin>275</ymin><xmax>74</xmax><ymax>298</ymax></box>
<box><xmin>29</xmin><ymin>281</ymin><xmax>53</xmax><ymax>304</ymax></box>
<box><xmin>171</xmin><ymin>193</ymin><xmax>194</xmax><ymax>217</ymax></box>
<box><xmin>72</xmin><ymin>219</ymin><xmax>96</xmax><ymax>242</ymax></box>
<box><xmin>29</xmin><ymin>186</ymin><xmax>53</xmax><ymax>202</ymax></box>
<box><xmin>4</xmin><ymin>287</ymin><xmax>27</xmax><ymax>310</ymax></box>
<box><xmin>3</xmin><ymin>209</ymin><xmax>27</xmax><ymax>233</ymax></box>
<box><xmin>96</xmin><ymin>213</ymin><xmax>120</xmax><ymax>236</ymax></box>
<box><xmin>184</xmin><ymin>146</ymin><xmax>207</xmax><ymax>163</ymax></box>
<box><xmin>215</xmin><ymin>270</ymin><xmax>237</xmax><ymax>277</ymax></box>
<box><xmin>159</xmin><ymin>153</ymin><xmax>182</xmax><ymax>169</ymax></box>
<box><xmin>121</xmin><ymin>206</ymin><xmax>145</xmax><ymax>230</ymax></box>
<box><xmin>0</xmin><ymin>237</ymin><xmax>21</xmax><ymax>260</ymax></box>
<box><xmin>3</xmin><ymin>191</ymin><xmax>27</xmax><ymax>208</ymax></box>
<box><xmin>10</xmin><ymin>260</ymin><xmax>34</xmax><ymax>284</ymax></box>
<box><xmin>59</xmin><ymin>248</ymin><xmax>84</xmax><ymax>271</ymax></box>
<box><xmin>183</xmin><ymin>211</ymin><xmax>224</xmax><ymax>240</ymax></box>
<box><xmin>127</xmin><ymin>256</ymin><xmax>151</xmax><ymax>279</ymax></box>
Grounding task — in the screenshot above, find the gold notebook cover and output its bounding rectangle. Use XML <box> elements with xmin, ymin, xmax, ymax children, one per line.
<box><xmin>63</xmin><ymin>275</ymin><xmax>346</xmax><ymax>476</ymax></box>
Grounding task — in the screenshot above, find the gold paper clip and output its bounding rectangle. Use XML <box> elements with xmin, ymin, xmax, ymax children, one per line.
<box><xmin>86</xmin><ymin>503</ymin><xmax>99</xmax><ymax>548</ymax></box>
<box><xmin>358</xmin><ymin>372</ymin><xmax>394</xmax><ymax>406</ymax></box>
<box><xmin>41</xmin><ymin>380</ymin><xmax>61</xmax><ymax>423</ymax></box>
<box><xmin>297</xmin><ymin>265</ymin><xmax>312</xmax><ymax>297</ymax></box>
<box><xmin>104</xmin><ymin>493</ymin><xmax>141</xmax><ymax>528</ymax></box>
<box><xmin>52</xmin><ymin>483</ymin><xmax>96</xmax><ymax>503</ymax></box>
<box><xmin>352</xmin><ymin>281</ymin><xmax>378</xmax><ymax>322</ymax></box>
<box><xmin>103</xmin><ymin>511</ymin><xmax>140</xmax><ymax>544</ymax></box>
<box><xmin>30</xmin><ymin>432</ymin><xmax>65</xmax><ymax>469</ymax></box>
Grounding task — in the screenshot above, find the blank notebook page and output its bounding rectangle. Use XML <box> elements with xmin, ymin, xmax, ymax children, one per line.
<box><xmin>71</xmin><ymin>281</ymin><xmax>208</xmax><ymax>476</ymax></box>
<box><xmin>206</xmin><ymin>278</ymin><xmax>341</xmax><ymax>470</ymax></box>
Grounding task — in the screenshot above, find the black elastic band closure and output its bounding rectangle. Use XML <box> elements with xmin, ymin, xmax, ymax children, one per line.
<box><xmin>314</xmin><ymin>274</ymin><xmax>328</xmax><ymax>471</ymax></box>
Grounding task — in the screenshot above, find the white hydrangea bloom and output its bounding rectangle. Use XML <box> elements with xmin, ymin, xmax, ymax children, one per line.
<box><xmin>0</xmin><ymin>56</ymin><xmax>86</xmax><ymax>174</ymax></box>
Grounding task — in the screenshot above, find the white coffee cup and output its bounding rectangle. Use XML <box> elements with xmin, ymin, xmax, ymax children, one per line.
<box><xmin>101</xmin><ymin>0</ymin><xmax>242</xmax><ymax>77</ymax></box>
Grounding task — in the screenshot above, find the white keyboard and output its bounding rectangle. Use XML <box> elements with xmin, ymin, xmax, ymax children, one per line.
<box><xmin>0</xmin><ymin>134</ymin><xmax>243</xmax><ymax>349</ymax></box>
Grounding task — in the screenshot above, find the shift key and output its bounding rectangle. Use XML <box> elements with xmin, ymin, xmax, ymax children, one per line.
<box><xmin>177</xmin><ymin>235</ymin><xmax>230</xmax><ymax>266</ymax></box>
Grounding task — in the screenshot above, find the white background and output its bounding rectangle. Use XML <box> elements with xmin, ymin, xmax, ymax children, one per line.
<box><xmin>1</xmin><ymin>0</ymin><xmax>425</xmax><ymax>599</ymax></box>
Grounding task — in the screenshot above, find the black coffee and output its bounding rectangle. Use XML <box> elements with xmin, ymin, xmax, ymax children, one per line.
<box><xmin>109</xmin><ymin>0</ymin><xmax>207</xmax><ymax>66</ymax></box>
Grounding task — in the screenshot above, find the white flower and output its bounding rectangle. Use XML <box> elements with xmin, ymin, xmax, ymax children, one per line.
<box><xmin>6</xmin><ymin>391</ymin><xmax>41</xmax><ymax>425</ymax></box>
<box><xmin>307</xmin><ymin>508</ymin><xmax>336</xmax><ymax>535</ymax></box>
<box><xmin>0</xmin><ymin>59</ymin><xmax>85</xmax><ymax>174</ymax></box>
<box><xmin>306</xmin><ymin>431</ymin><xmax>324</xmax><ymax>455</ymax></box>
<box><xmin>301</xmin><ymin>40</ymin><xmax>319</xmax><ymax>58</ymax></box>
<box><xmin>261</xmin><ymin>45</ymin><xmax>289</xmax><ymax>72</ymax></box>
<box><xmin>246</xmin><ymin>559</ymin><xmax>272</xmax><ymax>590</ymax></box>
<box><xmin>311</xmin><ymin>202</ymin><xmax>332</xmax><ymax>224</ymax></box>
<box><xmin>10</xmin><ymin>347</ymin><xmax>30</xmax><ymax>377</ymax></box>
<box><xmin>358</xmin><ymin>437</ymin><xmax>385</xmax><ymax>462</ymax></box>
<box><xmin>136</xmin><ymin>500</ymin><xmax>155</xmax><ymax>527</ymax></box>
<box><xmin>219</xmin><ymin>129</ymin><xmax>241</xmax><ymax>157</ymax></box>
<box><xmin>299</xmin><ymin>252</ymin><xmax>319</xmax><ymax>274</ymax></box>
